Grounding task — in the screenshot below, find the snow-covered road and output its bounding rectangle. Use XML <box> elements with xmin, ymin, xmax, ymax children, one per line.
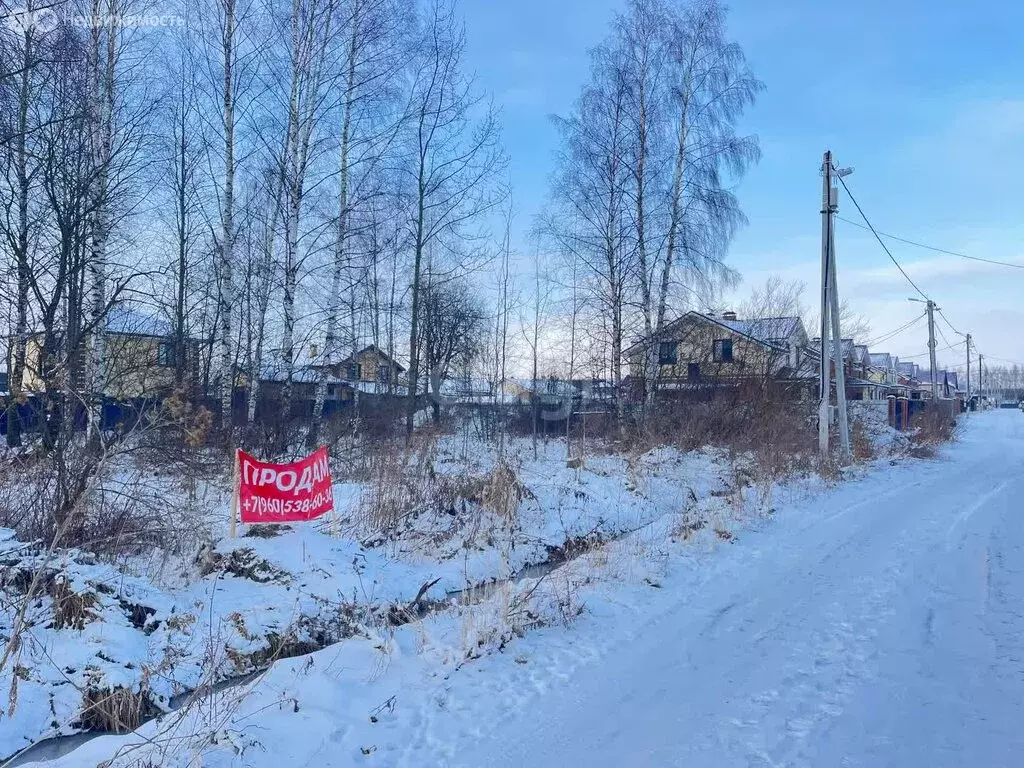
<box><xmin>453</xmin><ymin>410</ymin><xmax>1024</xmax><ymax>767</ymax></box>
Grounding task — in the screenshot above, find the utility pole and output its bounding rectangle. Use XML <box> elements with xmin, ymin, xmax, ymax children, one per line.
<box><xmin>978</xmin><ymin>354</ymin><xmax>984</xmax><ymax>402</ymax></box>
<box><xmin>817</xmin><ymin>150</ymin><xmax>851</xmax><ymax>462</ymax></box>
<box><xmin>965</xmin><ymin>333</ymin><xmax>972</xmax><ymax>402</ymax></box>
<box><xmin>828</xmin><ymin>179</ymin><xmax>851</xmax><ymax>461</ymax></box>
<box><xmin>818</xmin><ymin>151</ymin><xmax>832</xmax><ymax>458</ymax></box>
<box><xmin>926</xmin><ymin>300</ymin><xmax>938</xmax><ymax>400</ymax></box>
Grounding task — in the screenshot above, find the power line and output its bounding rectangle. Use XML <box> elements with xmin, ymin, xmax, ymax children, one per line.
<box><xmin>898</xmin><ymin>340</ymin><xmax>965</xmax><ymax>360</ymax></box>
<box><xmin>863</xmin><ymin>312</ymin><xmax>926</xmax><ymax>347</ymax></box>
<box><xmin>834</xmin><ymin>173</ymin><xmax>931</xmax><ymax>301</ymax></box>
<box><xmin>831</xmin><ymin>168</ymin><xmax>1004</xmax><ymax>377</ymax></box>
<box><xmin>835</xmin><ymin>216</ymin><xmax>1024</xmax><ymax>271</ymax></box>
<box><xmin>937</xmin><ymin>309</ymin><xmax>964</xmax><ymax>338</ymax></box>
<box><xmin>976</xmin><ymin>352</ymin><xmax>1024</xmax><ymax>367</ymax></box>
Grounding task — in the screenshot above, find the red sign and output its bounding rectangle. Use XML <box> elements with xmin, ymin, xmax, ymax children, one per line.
<box><xmin>237</xmin><ymin>447</ymin><xmax>335</xmax><ymax>524</ymax></box>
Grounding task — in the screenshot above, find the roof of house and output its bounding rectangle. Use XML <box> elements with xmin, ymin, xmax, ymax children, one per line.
<box><xmin>896</xmin><ymin>361</ymin><xmax>917</xmax><ymax>377</ymax></box>
<box><xmin>776</xmin><ymin>357</ymin><xmax>818</xmax><ymax>381</ymax></box>
<box><xmin>439</xmin><ymin>378</ymin><xmax>497</xmax><ymax>397</ymax></box>
<box><xmin>808</xmin><ymin>338</ymin><xmax>855</xmax><ymax>359</ymax></box>
<box><xmin>340</xmin><ymin>344</ymin><xmax>406</xmax><ymax>373</ymax></box>
<box><xmin>105</xmin><ymin>306</ymin><xmax>173</xmax><ymax>338</ymax></box>
<box><xmin>26</xmin><ymin>305</ymin><xmax>183</xmax><ymax>340</ymax></box>
<box><xmin>626</xmin><ymin>312</ymin><xmax>803</xmax><ymax>356</ymax></box>
<box><xmin>869</xmin><ymin>352</ymin><xmax>893</xmax><ymax>368</ymax></box>
<box><xmin>929</xmin><ymin>370</ymin><xmax>959</xmax><ymax>390</ymax></box>
<box><xmin>717</xmin><ymin>316</ymin><xmax>803</xmax><ymax>344</ymax></box>
<box><xmin>259</xmin><ymin>362</ymin><xmax>345</xmax><ymax>384</ymax></box>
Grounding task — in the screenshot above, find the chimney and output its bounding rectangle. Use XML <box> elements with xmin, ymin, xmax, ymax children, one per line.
<box><xmin>722</xmin><ymin>310</ymin><xmax>738</xmax><ymax>321</ymax></box>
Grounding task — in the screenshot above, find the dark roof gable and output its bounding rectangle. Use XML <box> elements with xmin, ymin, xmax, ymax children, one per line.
<box><xmin>626</xmin><ymin>312</ymin><xmax>804</xmax><ymax>357</ymax></box>
<box><xmin>342</xmin><ymin>344</ymin><xmax>406</xmax><ymax>373</ymax></box>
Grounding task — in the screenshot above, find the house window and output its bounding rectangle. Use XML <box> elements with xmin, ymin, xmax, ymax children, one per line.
<box><xmin>346</xmin><ymin>363</ymin><xmax>362</xmax><ymax>380</ymax></box>
<box><xmin>377</xmin><ymin>365</ymin><xmax>390</xmax><ymax>383</ymax></box>
<box><xmin>658</xmin><ymin>341</ymin><xmax>678</xmax><ymax>365</ymax></box>
<box><xmin>713</xmin><ymin>339</ymin><xmax>733</xmax><ymax>363</ymax></box>
<box><xmin>157</xmin><ymin>341</ymin><xmax>176</xmax><ymax>367</ymax></box>
<box><xmin>687</xmin><ymin>362</ymin><xmax>700</xmax><ymax>380</ymax></box>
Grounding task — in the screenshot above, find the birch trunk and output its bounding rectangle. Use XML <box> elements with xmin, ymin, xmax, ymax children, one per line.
<box><xmin>280</xmin><ymin>0</ymin><xmax>333</xmax><ymax>424</ymax></box>
<box><xmin>405</xmin><ymin>181</ymin><xmax>425</xmax><ymax>436</ymax></box>
<box><xmin>219</xmin><ymin>0</ymin><xmax>237</xmax><ymax>439</ymax></box>
<box><xmin>246</xmin><ymin>177</ymin><xmax>282</xmax><ymax>425</ymax></box>
<box><xmin>6</xmin><ymin>17</ymin><xmax>33</xmax><ymax>447</ymax></box>
<box><xmin>656</xmin><ymin>91</ymin><xmax>688</xmax><ymax>334</ymax></box>
<box><xmin>87</xmin><ymin>0</ymin><xmax>116</xmax><ymax>443</ymax></box>
<box><xmin>633</xmin><ymin>63</ymin><xmax>656</xmax><ymax>404</ymax></box>
<box><xmin>311</xmin><ymin>6</ymin><xmax>360</xmax><ymax>444</ymax></box>
<box><xmin>173</xmin><ymin>77</ymin><xmax>189</xmax><ymax>388</ymax></box>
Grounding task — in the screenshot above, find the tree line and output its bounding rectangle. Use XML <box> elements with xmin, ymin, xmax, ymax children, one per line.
<box><xmin>0</xmin><ymin>0</ymin><xmax>760</xmax><ymax>452</ymax></box>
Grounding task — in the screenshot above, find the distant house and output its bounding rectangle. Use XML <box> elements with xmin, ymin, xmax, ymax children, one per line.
<box><xmin>803</xmin><ymin>337</ymin><xmax>857</xmax><ymax>387</ymax></box>
<box><xmin>503</xmin><ymin>377</ymin><xmax>617</xmax><ymax>413</ymax></box>
<box><xmin>890</xmin><ymin>363</ymin><xmax>964</xmax><ymax>400</ymax></box>
<box><xmin>251</xmin><ymin>344</ymin><xmax>407</xmax><ymax>418</ymax></box>
<box><xmin>255</xmin><ymin>361</ymin><xmax>350</xmax><ymax>409</ymax></box>
<box><xmin>896</xmin><ymin>361</ymin><xmax>918</xmax><ymax>385</ymax></box>
<box><xmin>868</xmin><ymin>353</ymin><xmax>897</xmax><ymax>384</ymax></box>
<box><xmin>926</xmin><ymin>369</ymin><xmax>959</xmax><ymax>399</ymax></box>
<box><xmin>794</xmin><ymin>341</ymin><xmax>911</xmax><ymax>401</ymax></box>
<box><xmin>333</xmin><ymin>345</ymin><xmax>405</xmax><ymax>390</ymax></box>
<box><xmin>851</xmin><ymin>345</ymin><xmax>871</xmax><ymax>378</ymax></box>
<box><xmin>625</xmin><ymin>311</ymin><xmax>809</xmax><ymax>398</ymax></box>
<box><xmin>9</xmin><ymin>305</ymin><xmax>200</xmax><ymax>399</ymax></box>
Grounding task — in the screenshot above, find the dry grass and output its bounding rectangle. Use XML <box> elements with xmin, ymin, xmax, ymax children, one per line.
<box><xmin>456</xmin><ymin>569</ymin><xmax>585</xmax><ymax>663</ymax></box>
<box><xmin>850</xmin><ymin>419</ymin><xmax>877</xmax><ymax>462</ymax></box>
<box><xmin>907</xmin><ymin>404</ymin><xmax>957</xmax><ymax>458</ymax></box>
<box><xmin>195</xmin><ymin>546</ymin><xmax>292</xmax><ymax>584</ymax></box>
<box><xmin>49</xmin><ymin>575</ymin><xmax>98</xmax><ymax>630</ymax></box>
<box><xmin>80</xmin><ymin>684</ymin><xmax>158</xmax><ymax>733</ymax></box>
<box><xmin>356</xmin><ymin>441</ymin><xmax>527</xmax><ymax>542</ymax></box>
<box><xmin>634</xmin><ymin>393</ymin><xmax>817</xmax><ymax>484</ymax></box>
<box><xmin>480</xmin><ymin>461</ymin><xmax>526</xmax><ymax>525</ymax></box>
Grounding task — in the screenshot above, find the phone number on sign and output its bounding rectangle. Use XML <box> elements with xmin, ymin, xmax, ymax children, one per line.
<box><xmin>246</xmin><ymin>491</ymin><xmax>332</xmax><ymax>517</ymax></box>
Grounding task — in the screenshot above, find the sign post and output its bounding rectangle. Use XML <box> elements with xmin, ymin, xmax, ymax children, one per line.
<box><xmin>229</xmin><ymin>450</ymin><xmax>239</xmax><ymax>538</ymax></box>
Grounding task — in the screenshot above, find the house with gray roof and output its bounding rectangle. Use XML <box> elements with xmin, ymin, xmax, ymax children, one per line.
<box><xmin>624</xmin><ymin>310</ymin><xmax>810</xmax><ymax>398</ymax></box>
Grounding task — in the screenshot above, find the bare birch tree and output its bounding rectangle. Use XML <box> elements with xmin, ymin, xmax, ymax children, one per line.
<box><xmin>272</xmin><ymin>0</ymin><xmax>338</xmax><ymax>420</ymax></box>
<box><xmin>402</xmin><ymin>0</ymin><xmax>505</xmax><ymax>436</ymax></box>
<box><xmin>84</xmin><ymin>0</ymin><xmax>121</xmax><ymax>443</ymax></box>
<box><xmin>159</xmin><ymin>22</ymin><xmax>206</xmax><ymax>390</ymax></box>
<box><xmin>0</xmin><ymin>2</ymin><xmax>44</xmax><ymax>447</ymax></box>
<box><xmin>310</xmin><ymin>0</ymin><xmax>410</xmax><ymax>445</ymax></box>
<box><xmin>656</xmin><ymin>0</ymin><xmax>761</xmax><ymax>330</ymax></box>
<box><xmin>543</xmin><ymin>45</ymin><xmax>633</xmax><ymax>420</ymax></box>
<box><xmin>544</xmin><ymin>0</ymin><xmax>761</xmax><ymax>410</ymax></box>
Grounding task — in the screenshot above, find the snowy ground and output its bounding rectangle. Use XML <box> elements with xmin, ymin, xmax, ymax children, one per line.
<box><xmin>13</xmin><ymin>409</ymin><xmax>1016</xmax><ymax>768</ymax></box>
<box><xmin>1</xmin><ymin>434</ymin><xmax>743</xmax><ymax>763</ymax></box>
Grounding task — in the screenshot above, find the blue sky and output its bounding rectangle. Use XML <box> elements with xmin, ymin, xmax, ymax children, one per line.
<box><xmin>461</xmin><ymin>0</ymin><xmax>1024</xmax><ymax>371</ymax></box>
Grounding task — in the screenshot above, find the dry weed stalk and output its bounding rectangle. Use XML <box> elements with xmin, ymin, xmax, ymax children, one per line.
<box><xmin>480</xmin><ymin>461</ymin><xmax>525</xmax><ymax>525</ymax></box>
